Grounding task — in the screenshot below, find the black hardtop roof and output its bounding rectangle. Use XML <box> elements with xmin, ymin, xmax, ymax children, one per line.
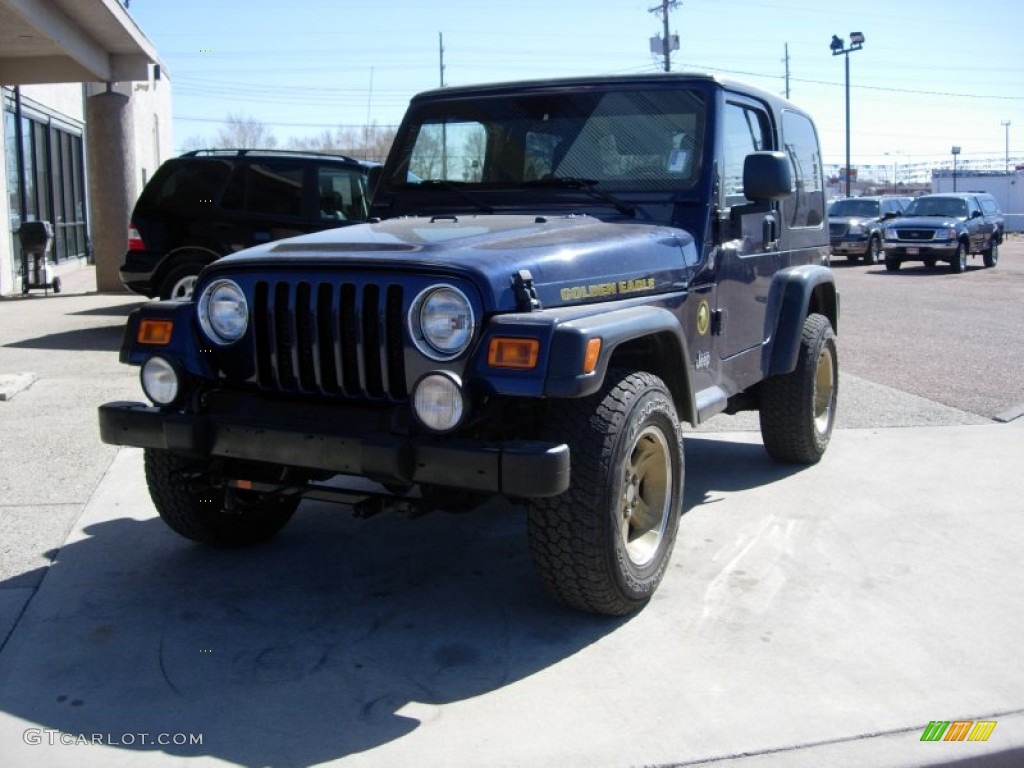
<box><xmin>409</xmin><ymin>71</ymin><xmax>806</xmax><ymax>115</ymax></box>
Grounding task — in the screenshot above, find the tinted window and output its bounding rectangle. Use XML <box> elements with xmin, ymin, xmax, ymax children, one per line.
<box><xmin>221</xmin><ymin>161</ymin><xmax>304</xmax><ymax>217</ymax></box>
<box><xmin>980</xmin><ymin>198</ymin><xmax>1000</xmax><ymax>215</ymax></box>
<box><xmin>904</xmin><ymin>197</ymin><xmax>968</xmax><ymax>217</ymax></box>
<box><xmin>723</xmin><ymin>101</ymin><xmax>771</xmax><ymax>205</ymax></box>
<box><xmin>137</xmin><ymin>159</ymin><xmax>231</xmax><ymax>213</ymax></box>
<box><xmin>829</xmin><ymin>198</ymin><xmax>880</xmax><ymax>218</ymax></box>
<box><xmin>781</xmin><ymin>110</ymin><xmax>824</xmax><ymax>228</ymax></box>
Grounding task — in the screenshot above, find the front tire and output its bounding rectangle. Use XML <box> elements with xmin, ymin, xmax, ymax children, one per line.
<box><xmin>865</xmin><ymin>235</ymin><xmax>882</xmax><ymax>264</ymax></box>
<box><xmin>759</xmin><ymin>314</ymin><xmax>838</xmax><ymax>464</ymax></box>
<box><xmin>527</xmin><ymin>371</ymin><xmax>684</xmax><ymax>616</ymax></box>
<box><xmin>950</xmin><ymin>240</ymin><xmax>968</xmax><ymax>273</ymax></box>
<box><xmin>144</xmin><ymin>450</ymin><xmax>298</xmax><ymax>547</ymax></box>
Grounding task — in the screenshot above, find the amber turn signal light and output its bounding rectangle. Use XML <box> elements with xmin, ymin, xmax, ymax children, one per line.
<box><xmin>137</xmin><ymin>319</ymin><xmax>173</xmax><ymax>345</ymax></box>
<box><xmin>583</xmin><ymin>338</ymin><xmax>602</xmax><ymax>374</ymax></box>
<box><xmin>488</xmin><ymin>338</ymin><xmax>539</xmax><ymax>369</ymax></box>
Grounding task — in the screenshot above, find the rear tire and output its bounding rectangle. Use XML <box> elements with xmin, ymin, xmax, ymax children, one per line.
<box><xmin>144</xmin><ymin>450</ymin><xmax>298</xmax><ymax>547</ymax></box>
<box><xmin>526</xmin><ymin>370</ymin><xmax>684</xmax><ymax>616</ymax></box>
<box><xmin>983</xmin><ymin>241</ymin><xmax>999</xmax><ymax>268</ymax></box>
<box><xmin>759</xmin><ymin>314</ymin><xmax>838</xmax><ymax>464</ymax></box>
<box><xmin>159</xmin><ymin>262</ymin><xmax>205</xmax><ymax>301</ymax></box>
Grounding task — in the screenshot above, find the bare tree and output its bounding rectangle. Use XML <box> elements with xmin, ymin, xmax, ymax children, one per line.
<box><xmin>288</xmin><ymin>122</ymin><xmax>397</xmax><ymax>163</ymax></box>
<box><xmin>214</xmin><ymin>113</ymin><xmax>279</xmax><ymax>149</ymax></box>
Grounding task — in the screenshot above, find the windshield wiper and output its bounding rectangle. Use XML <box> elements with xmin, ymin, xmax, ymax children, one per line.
<box><xmin>523</xmin><ymin>176</ymin><xmax>636</xmax><ymax>217</ymax></box>
<box><xmin>416</xmin><ymin>179</ymin><xmax>494</xmax><ymax>214</ymax></box>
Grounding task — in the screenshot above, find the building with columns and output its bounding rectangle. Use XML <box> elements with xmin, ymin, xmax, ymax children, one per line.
<box><xmin>1</xmin><ymin>0</ymin><xmax>170</xmax><ymax>295</ymax></box>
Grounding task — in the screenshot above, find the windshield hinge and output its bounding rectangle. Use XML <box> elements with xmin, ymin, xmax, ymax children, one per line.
<box><xmin>512</xmin><ymin>269</ymin><xmax>542</xmax><ymax>312</ymax></box>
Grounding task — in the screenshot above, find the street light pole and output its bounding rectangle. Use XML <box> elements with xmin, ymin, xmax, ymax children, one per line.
<box><xmin>830</xmin><ymin>33</ymin><xmax>865</xmax><ymax>198</ymax></box>
<box><xmin>951</xmin><ymin>146</ymin><xmax>960</xmax><ymax>192</ymax></box>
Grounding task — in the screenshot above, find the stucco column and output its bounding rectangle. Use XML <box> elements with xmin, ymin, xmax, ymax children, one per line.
<box><xmin>86</xmin><ymin>90</ymin><xmax>136</xmax><ymax>292</ymax></box>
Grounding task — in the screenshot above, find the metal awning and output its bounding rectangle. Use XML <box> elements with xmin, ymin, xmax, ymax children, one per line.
<box><xmin>0</xmin><ymin>0</ymin><xmax>161</xmax><ymax>85</ymax></box>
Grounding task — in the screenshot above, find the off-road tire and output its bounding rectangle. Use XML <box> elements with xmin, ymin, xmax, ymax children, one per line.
<box><xmin>159</xmin><ymin>262</ymin><xmax>205</xmax><ymax>301</ymax></box>
<box><xmin>526</xmin><ymin>370</ymin><xmax>684</xmax><ymax>616</ymax></box>
<box><xmin>983</xmin><ymin>241</ymin><xmax>999</xmax><ymax>268</ymax></box>
<box><xmin>884</xmin><ymin>254</ymin><xmax>901</xmax><ymax>272</ymax></box>
<box><xmin>950</xmin><ymin>240</ymin><xmax>968</xmax><ymax>273</ymax></box>
<box><xmin>865</xmin><ymin>235</ymin><xmax>882</xmax><ymax>264</ymax></box>
<box><xmin>759</xmin><ymin>314</ymin><xmax>838</xmax><ymax>464</ymax></box>
<box><xmin>144</xmin><ymin>449</ymin><xmax>298</xmax><ymax>547</ymax></box>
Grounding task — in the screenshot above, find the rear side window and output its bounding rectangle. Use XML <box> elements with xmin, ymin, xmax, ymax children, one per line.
<box><xmin>980</xmin><ymin>197</ymin><xmax>1000</xmax><ymax>215</ymax></box>
<box><xmin>221</xmin><ymin>161</ymin><xmax>305</xmax><ymax>218</ymax></box>
<box><xmin>781</xmin><ymin>111</ymin><xmax>824</xmax><ymax>228</ymax></box>
<box><xmin>137</xmin><ymin>159</ymin><xmax>231</xmax><ymax>214</ymax></box>
<box><xmin>317</xmin><ymin>166</ymin><xmax>369</xmax><ymax>221</ymax></box>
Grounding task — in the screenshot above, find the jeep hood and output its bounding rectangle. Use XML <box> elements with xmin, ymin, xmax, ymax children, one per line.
<box><xmin>210</xmin><ymin>214</ymin><xmax>698</xmax><ymax>311</ymax></box>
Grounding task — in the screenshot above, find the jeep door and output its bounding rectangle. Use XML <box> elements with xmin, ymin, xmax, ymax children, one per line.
<box><xmin>715</xmin><ymin>97</ymin><xmax>781</xmax><ymax>367</ymax></box>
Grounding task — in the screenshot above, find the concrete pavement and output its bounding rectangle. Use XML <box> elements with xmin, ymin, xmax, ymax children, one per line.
<box><xmin>1</xmin><ymin>263</ymin><xmax>1022</xmax><ymax>767</ymax></box>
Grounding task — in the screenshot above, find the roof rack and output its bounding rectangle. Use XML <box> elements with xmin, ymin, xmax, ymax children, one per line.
<box><xmin>180</xmin><ymin>148</ymin><xmax>364</xmax><ymax>163</ymax></box>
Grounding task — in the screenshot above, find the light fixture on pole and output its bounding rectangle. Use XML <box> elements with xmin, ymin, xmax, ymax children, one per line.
<box><xmin>1001</xmin><ymin>120</ymin><xmax>1011</xmax><ymax>172</ymax></box>
<box><xmin>951</xmin><ymin>146</ymin><xmax>961</xmax><ymax>192</ymax></box>
<box><xmin>830</xmin><ymin>31</ymin><xmax>865</xmax><ymax>198</ymax></box>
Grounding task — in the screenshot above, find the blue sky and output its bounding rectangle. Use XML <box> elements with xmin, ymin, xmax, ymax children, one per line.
<box><xmin>126</xmin><ymin>0</ymin><xmax>1023</xmax><ymax>174</ymax></box>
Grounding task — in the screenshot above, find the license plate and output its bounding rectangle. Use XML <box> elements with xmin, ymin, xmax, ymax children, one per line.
<box><xmin>905</xmin><ymin>247</ymin><xmax>920</xmax><ymax>255</ymax></box>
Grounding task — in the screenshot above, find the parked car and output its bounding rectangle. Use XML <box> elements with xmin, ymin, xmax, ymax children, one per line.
<box><xmin>119</xmin><ymin>149</ymin><xmax>376</xmax><ymax>300</ymax></box>
<box><xmin>828</xmin><ymin>195</ymin><xmax>908</xmax><ymax>263</ymax></box>
<box><xmin>883</xmin><ymin>192</ymin><xmax>1003</xmax><ymax>273</ymax></box>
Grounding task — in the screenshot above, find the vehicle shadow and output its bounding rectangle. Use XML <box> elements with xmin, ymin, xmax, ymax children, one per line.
<box><xmin>683</xmin><ymin>434</ymin><xmax>805</xmax><ymax>511</ymax></box>
<box><xmin>3</xmin><ymin>325</ymin><xmax>124</xmax><ymax>352</ymax></box>
<box><xmin>0</xmin><ymin>498</ymin><xmax>628</xmax><ymax>765</ymax></box>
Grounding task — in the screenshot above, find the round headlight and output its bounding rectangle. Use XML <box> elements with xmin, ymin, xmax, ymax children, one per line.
<box><xmin>412</xmin><ymin>372</ymin><xmax>466</xmax><ymax>432</ymax></box>
<box><xmin>141</xmin><ymin>356</ymin><xmax>180</xmax><ymax>406</ymax></box>
<box><xmin>198</xmin><ymin>279</ymin><xmax>248</xmax><ymax>344</ymax></box>
<box><xmin>410</xmin><ymin>285</ymin><xmax>475</xmax><ymax>360</ymax></box>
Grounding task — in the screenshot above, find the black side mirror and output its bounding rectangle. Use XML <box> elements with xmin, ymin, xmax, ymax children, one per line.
<box><xmin>743</xmin><ymin>152</ymin><xmax>792</xmax><ymax>202</ymax></box>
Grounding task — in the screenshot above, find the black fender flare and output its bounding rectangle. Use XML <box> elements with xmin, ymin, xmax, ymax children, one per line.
<box><xmin>153</xmin><ymin>246</ymin><xmax>221</xmax><ymax>292</ymax></box>
<box><xmin>544</xmin><ymin>303</ymin><xmax>696</xmax><ymax>423</ymax></box>
<box><xmin>761</xmin><ymin>265</ymin><xmax>839</xmax><ymax>377</ymax></box>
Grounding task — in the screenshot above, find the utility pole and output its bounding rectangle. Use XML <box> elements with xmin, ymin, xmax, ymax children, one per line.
<box><xmin>648</xmin><ymin>1</ymin><xmax>680</xmax><ymax>72</ymax></box>
<box><xmin>1002</xmin><ymin>120</ymin><xmax>1011</xmax><ymax>172</ymax></box>
<box><xmin>438</xmin><ymin>32</ymin><xmax>446</xmax><ymax>87</ymax></box>
<box><xmin>782</xmin><ymin>43</ymin><xmax>790</xmax><ymax>98</ymax></box>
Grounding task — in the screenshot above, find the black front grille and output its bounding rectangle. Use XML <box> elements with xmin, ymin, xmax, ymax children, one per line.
<box><xmin>829</xmin><ymin>222</ymin><xmax>848</xmax><ymax>237</ymax></box>
<box><xmin>251</xmin><ymin>279</ymin><xmax>407</xmax><ymax>400</ymax></box>
<box><xmin>895</xmin><ymin>229</ymin><xmax>936</xmax><ymax>241</ymax></box>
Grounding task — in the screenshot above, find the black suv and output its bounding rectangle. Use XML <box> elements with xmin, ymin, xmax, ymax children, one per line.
<box><xmin>100</xmin><ymin>74</ymin><xmax>838</xmax><ymax>616</ymax></box>
<box><xmin>120</xmin><ymin>149</ymin><xmax>375</xmax><ymax>300</ymax></box>
<box><xmin>828</xmin><ymin>195</ymin><xmax>909</xmax><ymax>263</ymax></box>
<box><xmin>883</xmin><ymin>192</ymin><xmax>1004</xmax><ymax>272</ymax></box>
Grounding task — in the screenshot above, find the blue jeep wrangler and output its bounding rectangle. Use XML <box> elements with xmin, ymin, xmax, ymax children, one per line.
<box><xmin>99</xmin><ymin>74</ymin><xmax>838</xmax><ymax>615</ymax></box>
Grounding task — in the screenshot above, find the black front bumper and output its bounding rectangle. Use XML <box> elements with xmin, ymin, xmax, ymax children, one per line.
<box><xmin>98</xmin><ymin>401</ymin><xmax>570</xmax><ymax>498</ymax></box>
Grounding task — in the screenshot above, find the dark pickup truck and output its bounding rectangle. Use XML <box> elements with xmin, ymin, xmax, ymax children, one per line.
<box><xmin>883</xmin><ymin>192</ymin><xmax>1004</xmax><ymax>272</ymax></box>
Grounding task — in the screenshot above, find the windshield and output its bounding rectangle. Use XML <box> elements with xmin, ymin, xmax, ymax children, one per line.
<box><xmin>390</xmin><ymin>88</ymin><xmax>707</xmax><ymax>193</ymax></box>
<box><xmin>829</xmin><ymin>198</ymin><xmax>880</xmax><ymax>218</ymax></box>
<box><xmin>903</xmin><ymin>197</ymin><xmax>967</xmax><ymax>218</ymax></box>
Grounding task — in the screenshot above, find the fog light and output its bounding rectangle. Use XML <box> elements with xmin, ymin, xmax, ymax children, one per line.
<box><xmin>412</xmin><ymin>372</ymin><xmax>465</xmax><ymax>432</ymax></box>
<box><xmin>141</xmin><ymin>356</ymin><xmax>180</xmax><ymax>405</ymax></box>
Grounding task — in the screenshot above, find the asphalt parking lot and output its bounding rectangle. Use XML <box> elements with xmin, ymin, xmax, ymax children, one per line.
<box><xmin>0</xmin><ymin>248</ymin><xmax>1022</xmax><ymax>767</ymax></box>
